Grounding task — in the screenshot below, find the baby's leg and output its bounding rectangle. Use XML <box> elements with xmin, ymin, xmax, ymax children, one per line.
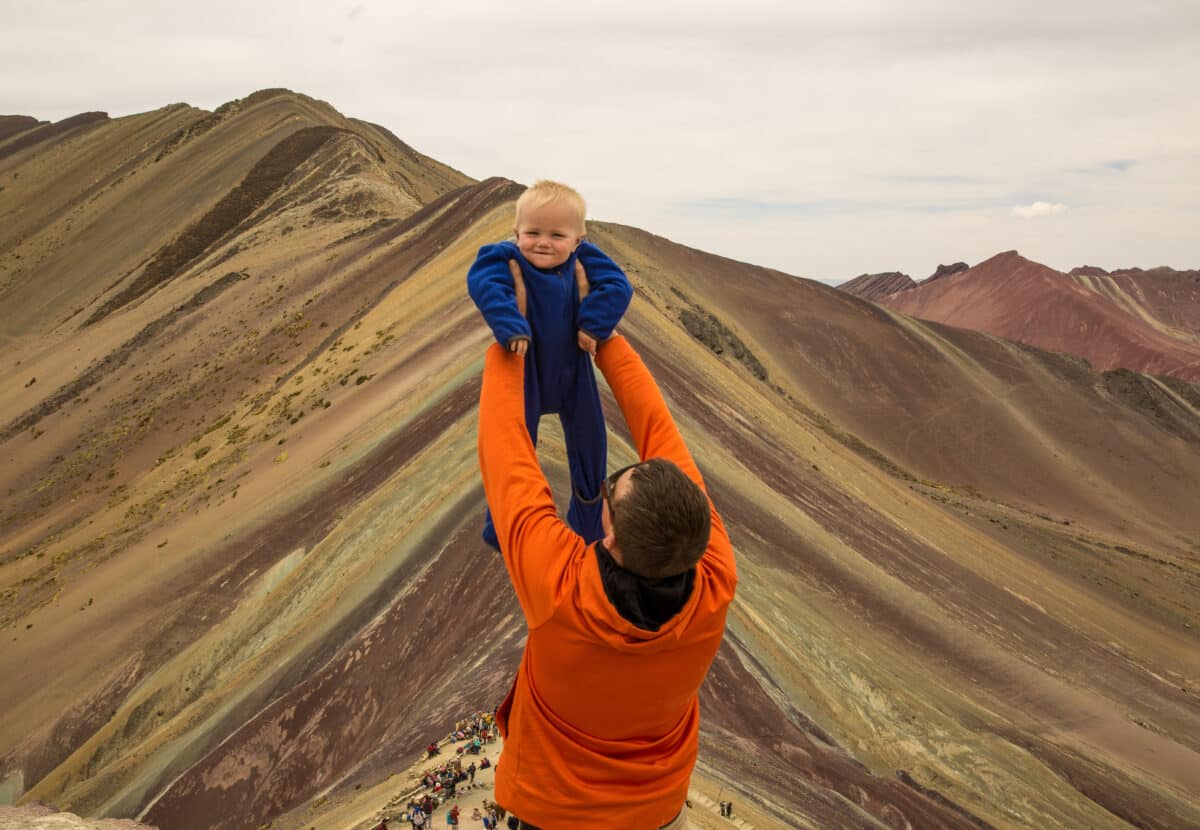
<box><xmin>559</xmin><ymin>364</ymin><xmax>607</xmax><ymax>544</ymax></box>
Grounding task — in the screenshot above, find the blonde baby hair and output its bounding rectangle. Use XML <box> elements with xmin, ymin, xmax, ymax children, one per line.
<box><xmin>515</xmin><ymin>180</ymin><xmax>587</xmax><ymax>233</ymax></box>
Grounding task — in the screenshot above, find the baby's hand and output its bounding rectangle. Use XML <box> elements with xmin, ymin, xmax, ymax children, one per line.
<box><xmin>508</xmin><ymin>338</ymin><xmax>529</xmax><ymax>356</ymax></box>
<box><xmin>577</xmin><ymin>330</ymin><xmax>597</xmax><ymax>356</ymax></box>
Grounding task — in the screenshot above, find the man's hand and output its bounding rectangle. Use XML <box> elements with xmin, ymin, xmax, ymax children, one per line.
<box><xmin>508</xmin><ymin>259</ymin><xmax>528</xmax><ymax>317</ymax></box>
<box><xmin>508</xmin><ymin>338</ymin><xmax>529</xmax><ymax>356</ymax></box>
<box><xmin>575</xmin><ymin>260</ymin><xmax>589</xmax><ymax>301</ymax></box>
<box><xmin>577</xmin><ymin>330</ymin><xmax>597</xmax><ymax>356</ymax></box>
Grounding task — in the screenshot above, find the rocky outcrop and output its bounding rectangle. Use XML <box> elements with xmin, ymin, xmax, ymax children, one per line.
<box><xmin>678</xmin><ymin>304</ymin><xmax>769</xmax><ymax>380</ymax></box>
<box><xmin>837</xmin><ymin>271</ymin><xmax>916</xmax><ymax>301</ymax></box>
<box><xmin>924</xmin><ymin>261</ymin><xmax>969</xmax><ymax>283</ymax></box>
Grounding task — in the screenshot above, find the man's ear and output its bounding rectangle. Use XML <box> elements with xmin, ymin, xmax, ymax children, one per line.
<box><xmin>604</xmin><ymin>531</ymin><xmax>624</xmax><ymax>566</ymax></box>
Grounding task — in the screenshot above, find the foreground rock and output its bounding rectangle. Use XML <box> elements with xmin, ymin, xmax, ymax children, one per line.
<box><xmin>0</xmin><ymin>805</ymin><xmax>153</xmax><ymax>830</ymax></box>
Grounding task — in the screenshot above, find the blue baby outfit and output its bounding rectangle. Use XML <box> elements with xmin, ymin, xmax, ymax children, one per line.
<box><xmin>468</xmin><ymin>239</ymin><xmax>633</xmax><ymax>549</ymax></box>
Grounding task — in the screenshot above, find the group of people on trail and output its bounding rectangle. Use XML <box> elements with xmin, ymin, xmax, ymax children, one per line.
<box><xmin>719</xmin><ymin>800</ymin><xmax>735</xmax><ymax>818</ymax></box>
<box><xmin>448</xmin><ymin>711</ymin><xmax>496</xmax><ymax>756</ymax></box>
<box><xmin>420</xmin><ymin>758</ymin><xmax>469</xmax><ymax>800</ymax></box>
<box><xmin>469</xmin><ymin>180</ymin><xmax>738</xmax><ymax>829</ymax></box>
<box><xmin>400</xmin><ymin>769</ymin><xmax>479</xmax><ymax>828</ymax></box>
<box><xmin>386</xmin><ymin>710</ymin><xmax>505</xmax><ymax>830</ymax></box>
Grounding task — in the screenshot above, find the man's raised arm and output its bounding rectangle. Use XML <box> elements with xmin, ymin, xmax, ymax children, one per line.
<box><xmin>477</xmin><ymin>345</ymin><xmax>584</xmax><ymax>628</ymax></box>
<box><xmin>593</xmin><ymin>335</ymin><xmax>704</xmax><ymax>490</ymax></box>
<box><xmin>594</xmin><ymin>335</ymin><xmax>735</xmax><ymax>578</ymax></box>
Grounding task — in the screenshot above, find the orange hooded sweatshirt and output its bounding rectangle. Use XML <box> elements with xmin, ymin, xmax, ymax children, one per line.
<box><xmin>477</xmin><ymin>335</ymin><xmax>737</xmax><ymax>829</ymax></box>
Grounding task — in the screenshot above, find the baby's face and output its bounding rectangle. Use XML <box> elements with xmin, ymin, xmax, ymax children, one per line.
<box><xmin>514</xmin><ymin>200</ymin><xmax>584</xmax><ymax>270</ymax></box>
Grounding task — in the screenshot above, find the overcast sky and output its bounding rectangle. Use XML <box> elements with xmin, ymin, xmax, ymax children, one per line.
<box><xmin>4</xmin><ymin>0</ymin><xmax>1198</xmax><ymax>283</ymax></box>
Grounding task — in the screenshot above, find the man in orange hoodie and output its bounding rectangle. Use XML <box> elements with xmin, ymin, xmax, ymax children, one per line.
<box><xmin>477</xmin><ymin>330</ymin><xmax>738</xmax><ymax>829</ymax></box>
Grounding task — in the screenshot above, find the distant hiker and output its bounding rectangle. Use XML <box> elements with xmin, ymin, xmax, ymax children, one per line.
<box><xmin>427</xmin><ymin>741</ymin><xmax>439</xmax><ymax>758</ymax></box>
<box><xmin>468</xmin><ymin>179</ymin><xmax>633</xmax><ymax>550</ymax></box>
<box><xmin>468</xmin><ymin>761</ymin><xmax>477</xmax><ymax>782</ymax></box>
<box><xmin>719</xmin><ymin>801</ymin><xmax>726</xmax><ymax>816</ymax></box>
<box><xmin>477</xmin><ymin>332</ymin><xmax>738</xmax><ymax>827</ymax></box>
<box><xmin>726</xmin><ymin>800</ymin><xmax>734</xmax><ymax>818</ymax></box>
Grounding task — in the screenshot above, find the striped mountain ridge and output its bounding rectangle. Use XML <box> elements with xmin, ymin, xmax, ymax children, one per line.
<box><xmin>837</xmin><ymin>263</ymin><xmax>968</xmax><ymax>303</ymax></box>
<box><xmin>1</xmin><ymin>90</ymin><xmax>1198</xmax><ymax>830</ymax></box>
<box><xmin>860</xmin><ymin>251</ymin><xmax>1200</xmax><ymax>380</ymax></box>
<box><xmin>835</xmin><ymin>271</ymin><xmax>916</xmax><ymax>302</ymax></box>
<box><xmin>1067</xmin><ymin>264</ymin><xmax>1200</xmax><ymax>342</ymax></box>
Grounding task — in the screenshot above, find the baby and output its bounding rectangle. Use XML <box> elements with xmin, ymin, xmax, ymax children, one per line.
<box><xmin>468</xmin><ymin>180</ymin><xmax>633</xmax><ymax>550</ymax></box>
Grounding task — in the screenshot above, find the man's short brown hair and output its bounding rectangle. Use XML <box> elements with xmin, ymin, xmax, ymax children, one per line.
<box><xmin>613</xmin><ymin>458</ymin><xmax>712</xmax><ymax>578</ymax></box>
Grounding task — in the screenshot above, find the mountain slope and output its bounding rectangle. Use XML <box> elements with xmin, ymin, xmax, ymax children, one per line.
<box><xmin>2</xmin><ymin>91</ymin><xmax>1198</xmax><ymax>830</ymax></box>
<box><xmin>878</xmin><ymin>251</ymin><xmax>1200</xmax><ymax>380</ymax></box>
<box><xmin>1069</xmin><ymin>265</ymin><xmax>1200</xmax><ymax>343</ymax></box>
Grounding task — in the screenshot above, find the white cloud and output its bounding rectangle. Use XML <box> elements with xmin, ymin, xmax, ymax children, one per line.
<box><xmin>1012</xmin><ymin>202</ymin><xmax>1069</xmax><ymax>219</ymax></box>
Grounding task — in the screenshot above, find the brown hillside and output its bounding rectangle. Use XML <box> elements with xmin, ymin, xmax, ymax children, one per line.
<box><xmin>0</xmin><ymin>116</ymin><xmax>47</xmax><ymax>143</ymax></box>
<box><xmin>0</xmin><ymin>112</ymin><xmax>109</xmax><ymax>163</ymax></box>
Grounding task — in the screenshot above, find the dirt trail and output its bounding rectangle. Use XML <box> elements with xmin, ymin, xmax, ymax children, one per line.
<box><xmin>345</xmin><ymin>728</ymin><xmax>772</xmax><ymax>830</ymax></box>
<box><xmin>288</xmin><ymin>710</ymin><xmax>778</xmax><ymax>830</ymax></box>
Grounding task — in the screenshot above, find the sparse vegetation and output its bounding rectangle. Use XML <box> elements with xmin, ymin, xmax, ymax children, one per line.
<box><xmin>87</xmin><ymin>127</ymin><xmax>346</xmax><ymax>325</ymax></box>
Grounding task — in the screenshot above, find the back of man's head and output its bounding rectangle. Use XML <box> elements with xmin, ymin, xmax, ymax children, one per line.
<box><xmin>613</xmin><ymin>458</ymin><xmax>712</xmax><ymax>578</ymax></box>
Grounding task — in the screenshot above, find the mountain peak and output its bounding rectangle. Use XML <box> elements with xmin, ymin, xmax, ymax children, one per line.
<box><xmin>980</xmin><ymin>249</ymin><xmax>1024</xmax><ymax>266</ymax></box>
<box><xmin>968</xmin><ymin>249</ymin><xmax>1068</xmax><ymax>279</ymax></box>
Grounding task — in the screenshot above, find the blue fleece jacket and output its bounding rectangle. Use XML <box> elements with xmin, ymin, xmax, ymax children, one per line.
<box><xmin>468</xmin><ymin>240</ymin><xmax>633</xmax><ymax>548</ymax></box>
